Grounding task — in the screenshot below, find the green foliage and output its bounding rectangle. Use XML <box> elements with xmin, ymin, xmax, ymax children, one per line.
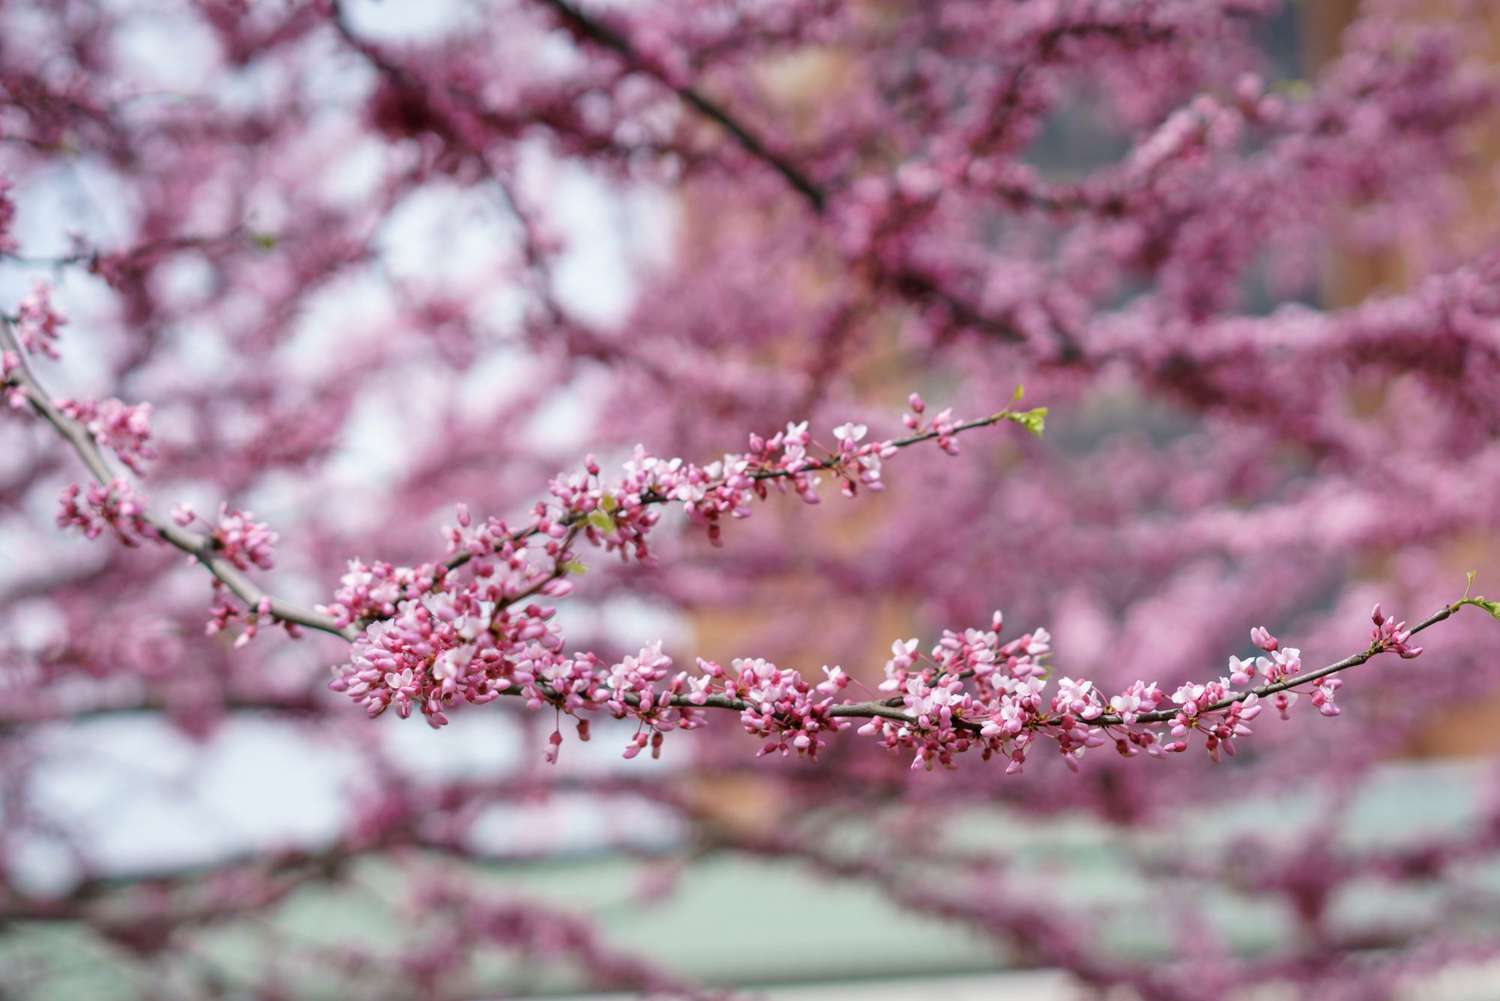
<box><xmin>1013</xmin><ymin>406</ymin><xmax>1047</xmax><ymax>437</ymax></box>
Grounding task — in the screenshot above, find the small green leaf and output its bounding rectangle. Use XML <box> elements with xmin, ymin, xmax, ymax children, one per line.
<box><xmin>586</xmin><ymin>509</ymin><xmax>615</xmax><ymax>532</ymax></box>
<box><xmin>600</xmin><ymin>492</ymin><xmax>618</xmax><ymax>513</ymax></box>
<box><xmin>1457</xmin><ymin>595</ymin><xmax>1500</xmax><ymax>623</ymax></box>
<box><xmin>1012</xmin><ymin>383</ymin><xmax>1025</xmax><ymax>402</ymax></box>
<box><xmin>564</xmin><ymin>559</ymin><xmax>588</xmax><ymax>576</ymax></box>
<box><xmin>1013</xmin><ymin>406</ymin><xmax>1047</xmax><ymax>437</ymax></box>
<box><xmin>251</xmin><ymin>232</ymin><xmax>278</xmax><ymax>251</ymax></box>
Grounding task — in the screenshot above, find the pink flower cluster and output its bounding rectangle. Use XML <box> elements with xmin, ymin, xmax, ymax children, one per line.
<box><xmin>579</xmin><ymin>417</ymin><xmax>840</xmax><ymax>548</ymax></box>
<box><xmin>861</xmin><ymin>611</ymin><xmax>1407</xmax><ymax>773</ymax></box>
<box><xmin>720</xmin><ymin>656</ymin><xmax>849</xmax><ymax>758</ymax></box>
<box><xmin>173</xmin><ymin>503</ymin><xmax>279</xmax><ymax>571</ymax></box>
<box><xmin>56</xmin><ymin>479</ymin><xmax>151</xmax><ymax>546</ymax></box>
<box><xmin>331</xmin><ymin>597</ymin><xmax>523</xmax><ymax>727</ymax></box>
<box><xmin>902</xmin><ymin>392</ymin><xmax>964</xmax><ymax>455</ymax></box>
<box><xmin>593</xmin><ymin>642</ymin><xmax>705</xmax><ymax>761</ymax></box>
<box><xmin>59</xmin><ymin>398</ymin><xmax>156</xmax><ymax>474</ymax></box>
<box><xmin>862</xmin><ymin>616</ymin><xmax>1055</xmax><ymax>771</ymax></box>
<box><xmin>14</xmin><ymin>282</ymin><xmax>64</xmax><ymax>359</ymax></box>
<box><xmin>319</xmin><ymin>559</ymin><xmax>435</xmax><ymax>629</ymax></box>
<box><xmin>1229</xmin><ymin>629</ymin><xmax>1305</xmax><ymax>719</ymax></box>
<box><xmin>1372</xmin><ymin>602</ymin><xmax>1424</xmax><ymax>659</ymax></box>
<box><xmin>829</xmin><ymin>421</ymin><xmax>893</xmax><ymax>496</ymax></box>
<box><xmin>207</xmin><ymin>591</ymin><xmax>281</xmax><ymax>648</ymax></box>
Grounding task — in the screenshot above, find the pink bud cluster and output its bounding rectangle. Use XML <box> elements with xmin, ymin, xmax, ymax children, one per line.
<box><xmin>863</xmin><ymin>615</ymin><xmax>1052</xmax><ymax>771</ymax></box>
<box><xmin>323</xmin><ymin>559</ymin><xmax>454</xmax><ymax>629</ymax></box>
<box><xmin>902</xmin><ymin>392</ymin><xmax>962</xmax><ymax>455</ymax></box>
<box><xmin>1229</xmin><ymin>631</ymin><xmax>1305</xmax><ymax>719</ymax></box>
<box><xmin>207</xmin><ymin>590</ymin><xmax>287</xmax><ymax>648</ymax></box>
<box><xmin>56</xmin><ymin>479</ymin><xmax>150</xmax><ymax>546</ymax></box>
<box><xmin>1372</xmin><ymin>602</ymin><xmax>1424</xmax><ymax>659</ymax></box>
<box><xmin>14</xmin><ymin>282</ymin><xmax>64</xmax><ymax>359</ymax></box>
<box><xmin>721</xmin><ymin>657</ymin><xmax>850</xmax><ymax>758</ymax></box>
<box><xmin>58</xmin><ymin>398</ymin><xmax>156</xmax><ymax>474</ymax></box>
<box><xmin>173</xmin><ymin>503</ymin><xmax>278</xmax><ymax>571</ymax></box>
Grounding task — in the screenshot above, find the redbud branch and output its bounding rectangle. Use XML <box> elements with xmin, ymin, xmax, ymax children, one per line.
<box><xmin>483</xmin><ymin>602</ymin><xmax>1483</xmax><ymax>747</ymax></box>
<box><xmin>12</xmin><ymin>314</ymin><xmax>1485</xmax><ymax>754</ymax></box>
<box><xmin>531</xmin><ymin>0</ymin><xmax>827</xmax><ymax>212</ymax></box>
<box><xmin>5</xmin><ymin>304</ymin><xmax>1028</xmax><ymax>647</ymax></box>
<box><xmin>0</xmin><ymin>320</ymin><xmax>357</xmax><ymax>641</ymax></box>
<box><xmin>434</xmin><ymin>407</ymin><xmax>1035</xmax><ymax>580</ymax></box>
<box><xmin>12</xmin><ymin>315</ymin><xmax>1478</xmax><ymax>748</ymax></box>
<box><xmin>1094</xmin><ymin>603</ymin><xmax>1460</xmax><ymax>727</ymax></box>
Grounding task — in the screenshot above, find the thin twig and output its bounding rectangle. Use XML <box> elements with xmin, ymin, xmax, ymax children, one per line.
<box><xmin>0</xmin><ymin>319</ymin><xmax>356</xmax><ymax>640</ymax></box>
<box><xmin>1097</xmin><ymin>604</ymin><xmax>1458</xmax><ymax>726</ymax></box>
<box><xmin>533</xmin><ymin>0</ymin><xmax>827</xmax><ymax>211</ymax></box>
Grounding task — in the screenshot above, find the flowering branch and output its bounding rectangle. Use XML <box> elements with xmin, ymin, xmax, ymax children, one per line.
<box><xmin>0</xmin><ymin>316</ymin><xmax>355</xmax><ymax>640</ymax></box>
<box><xmin>10</xmin><ymin>303</ymin><xmax>1499</xmax><ymax>777</ymax></box>
<box><xmin>395</xmin><ymin>593</ymin><xmax>1490</xmax><ymax>774</ymax></box>
<box><xmin>9</xmin><ymin>307</ymin><xmax>1496</xmax><ymax>773</ymax></box>
<box><xmin>1095</xmin><ymin>603</ymin><xmax>1452</xmax><ymax>728</ymax></box>
<box><xmin>1</xmin><ymin>301</ymin><xmax>1041</xmax><ymax>673</ymax></box>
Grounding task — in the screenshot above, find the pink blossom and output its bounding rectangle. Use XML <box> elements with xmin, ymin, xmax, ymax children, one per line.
<box><xmin>1310</xmin><ymin>678</ymin><xmax>1343</xmax><ymax>717</ymax></box>
<box><xmin>59</xmin><ymin>398</ymin><xmax>157</xmax><ymax>474</ymax></box>
<box><xmin>1371</xmin><ymin>603</ymin><xmax>1424</xmax><ymax>659</ymax></box>
<box><xmin>210</xmin><ymin>505</ymin><xmax>278</xmax><ymax>571</ymax></box>
<box><xmin>14</xmin><ymin>282</ymin><xmax>64</xmax><ymax>359</ymax></box>
<box><xmin>56</xmin><ymin>479</ymin><xmax>151</xmax><ymax>546</ymax></box>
